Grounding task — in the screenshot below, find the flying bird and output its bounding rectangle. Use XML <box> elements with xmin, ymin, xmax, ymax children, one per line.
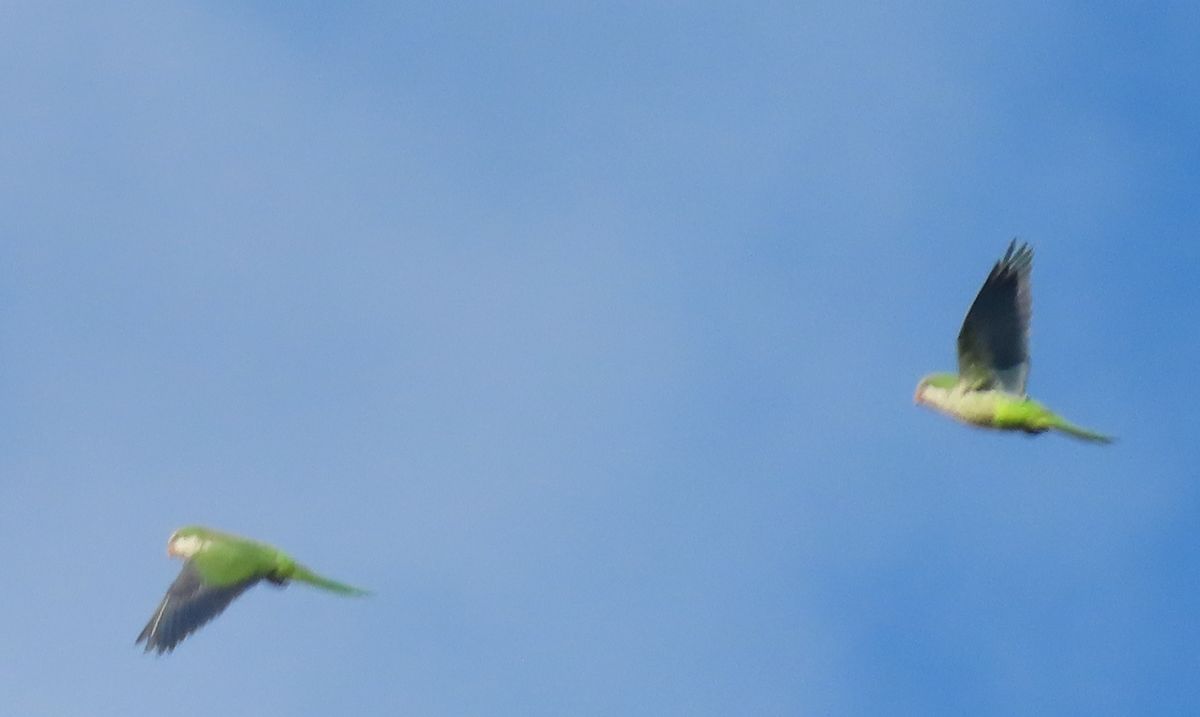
<box><xmin>914</xmin><ymin>241</ymin><xmax>1112</xmax><ymax>443</ymax></box>
<box><xmin>137</xmin><ymin>525</ymin><xmax>368</xmax><ymax>654</ymax></box>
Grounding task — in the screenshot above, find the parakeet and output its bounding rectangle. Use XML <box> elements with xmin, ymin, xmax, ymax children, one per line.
<box><xmin>137</xmin><ymin>525</ymin><xmax>368</xmax><ymax>654</ymax></box>
<box><xmin>914</xmin><ymin>241</ymin><xmax>1112</xmax><ymax>443</ymax></box>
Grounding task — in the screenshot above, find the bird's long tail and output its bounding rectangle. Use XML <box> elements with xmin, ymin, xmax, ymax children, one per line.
<box><xmin>292</xmin><ymin>565</ymin><xmax>371</xmax><ymax>596</ymax></box>
<box><xmin>1051</xmin><ymin>417</ymin><xmax>1114</xmax><ymax>444</ymax></box>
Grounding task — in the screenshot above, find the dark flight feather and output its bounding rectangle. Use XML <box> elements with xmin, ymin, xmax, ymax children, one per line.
<box><xmin>136</xmin><ymin>561</ymin><xmax>260</xmax><ymax>655</ymax></box>
<box><xmin>957</xmin><ymin>240</ymin><xmax>1033</xmax><ymax>394</ymax></box>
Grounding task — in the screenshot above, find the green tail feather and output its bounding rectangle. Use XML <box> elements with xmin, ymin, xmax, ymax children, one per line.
<box><xmin>1051</xmin><ymin>418</ymin><xmax>1114</xmax><ymax>444</ymax></box>
<box><xmin>292</xmin><ymin>566</ymin><xmax>371</xmax><ymax>596</ymax></box>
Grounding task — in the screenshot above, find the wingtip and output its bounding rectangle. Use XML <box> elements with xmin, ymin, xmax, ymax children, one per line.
<box><xmin>135</xmin><ymin>634</ymin><xmax>174</xmax><ymax>656</ymax></box>
<box><xmin>998</xmin><ymin>239</ymin><xmax>1033</xmax><ymax>271</ymax></box>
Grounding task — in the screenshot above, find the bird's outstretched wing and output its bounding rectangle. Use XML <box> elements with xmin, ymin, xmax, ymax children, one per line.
<box><xmin>957</xmin><ymin>241</ymin><xmax>1033</xmax><ymax>394</ymax></box>
<box><xmin>136</xmin><ymin>561</ymin><xmax>259</xmax><ymax>655</ymax></box>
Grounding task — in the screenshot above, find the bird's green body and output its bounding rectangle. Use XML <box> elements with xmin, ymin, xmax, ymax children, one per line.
<box><xmin>181</xmin><ymin>526</ymin><xmax>364</xmax><ymax>594</ymax></box>
<box><xmin>916</xmin><ymin>373</ymin><xmax>1111</xmax><ymax>442</ymax></box>
<box><xmin>914</xmin><ymin>242</ymin><xmax>1112</xmax><ymax>444</ymax></box>
<box><xmin>186</xmin><ymin>528</ymin><xmax>288</xmax><ymax>585</ymax></box>
<box><xmin>137</xmin><ymin>525</ymin><xmax>367</xmax><ymax>654</ymax></box>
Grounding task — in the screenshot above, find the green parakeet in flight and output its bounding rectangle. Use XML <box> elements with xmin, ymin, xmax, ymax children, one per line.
<box><xmin>137</xmin><ymin>525</ymin><xmax>368</xmax><ymax>654</ymax></box>
<box><xmin>914</xmin><ymin>241</ymin><xmax>1112</xmax><ymax>443</ymax></box>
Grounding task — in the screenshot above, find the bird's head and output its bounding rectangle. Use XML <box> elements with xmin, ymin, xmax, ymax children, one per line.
<box><xmin>167</xmin><ymin>526</ymin><xmax>214</xmax><ymax>559</ymax></box>
<box><xmin>914</xmin><ymin>373</ymin><xmax>958</xmax><ymax>406</ymax></box>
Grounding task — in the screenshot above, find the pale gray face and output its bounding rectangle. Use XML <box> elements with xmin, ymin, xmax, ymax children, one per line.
<box><xmin>914</xmin><ymin>382</ymin><xmax>952</xmax><ymax>409</ymax></box>
<box><xmin>914</xmin><ymin>373</ymin><xmax>962</xmax><ymax>407</ymax></box>
<box><xmin>914</xmin><ymin>377</ymin><xmax>945</xmax><ymax>406</ymax></box>
<box><xmin>914</xmin><ymin>379</ymin><xmax>931</xmax><ymax>405</ymax></box>
<box><xmin>166</xmin><ymin>534</ymin><xmax>209</xmax><ymax>559</ymax></box>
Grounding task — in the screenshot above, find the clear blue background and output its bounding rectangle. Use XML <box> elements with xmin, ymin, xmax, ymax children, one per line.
<box><xmin>2</xmin><ymin>2</ymin><xmax>1197</xmax><ymax>715</ymax></box>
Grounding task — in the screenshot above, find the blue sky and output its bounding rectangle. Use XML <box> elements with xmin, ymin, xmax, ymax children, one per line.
<box><xmin>2</xmin><ymin>1</ymin><xmax>1198</xmax><ymax>715</ymax></box>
